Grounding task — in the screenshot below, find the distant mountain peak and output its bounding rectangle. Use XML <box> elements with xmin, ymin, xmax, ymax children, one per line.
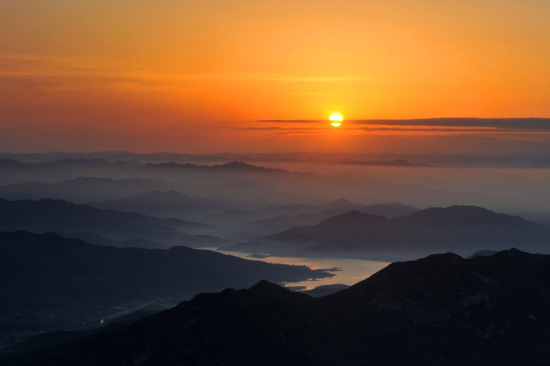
<box><xmin>250</xmin><ymin>279</ymin><xmax>282</xmax><ymax>292</ymax></box>
<box><xmin>414</xmin><ymin>205</ymin><xmax>493</xmax><ymax>215</ymax></box>
<box><xmin>407</xmin><ymin>205</ymin><xmax>530</xmax><ymax>225</ymax></box>
<box><xmin>212</xmin><ymin>161</ymin><xmax>284</xmax><ymax>173</ymax></box>
<box><xmin>250</xmin><ymin>280</ymin><xmax>308</xmax><ymax>300</ymax></box>
<box><xmin>422</xmin><ymin>251</ymin><xmax>465</xmax><ymax>264</ymax></box>
<box><xmin>496</xmin><ymin>247</ymin><xmax>535</xmax><ymax>259</ymax></box>
<box><xmin>216</xmin><ymin>161</ymin><xmax>260</xmax><ymax>169</ymax></box>
<box><xmin>69</xmin><ymin>176</ymin><xmax>114</xmax><ymax>183</ymax></box>
<box><xmin>501</xmin><ymin>247</ymin><xmax>527</xmax><ymax>254</ymax></box>
<box><xmin>320</xmin><ymin>210</ymin><xmax>388</xmax><ymax>225</ymax></box>
<box><xmin>328</xmin><ymin>198</ymin><xmax>354</xmax><ymax>205</ymax></box>
<box><xmin>138</xmin><ymin>189</ymin><xmax>188</xmax><ymax>197</ymax></box>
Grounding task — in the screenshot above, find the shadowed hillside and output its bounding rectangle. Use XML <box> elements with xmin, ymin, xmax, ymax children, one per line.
<box><xmin>0</xmin><ymin>199</ymin><xmax>212</xmax><ymax>247</ymax></box>
<box><xmin>5</xmin><ymin>249</ymin><xmax>549</xmax><ymax>366</ymax></box>
<box><xmin>0</xmin><ymin>231</ymin><xmax>332</xmax><ymax>341</ymax></box>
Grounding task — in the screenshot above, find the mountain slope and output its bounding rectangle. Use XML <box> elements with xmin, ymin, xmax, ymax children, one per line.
<box><xmin>0</xmin><ymin>177</ymin><xmax>168</xmax><ymax>203</ymax></box>
<box><xmin>241</xmin><ymin>203</ymin><xmax>419</xmax><ymax>238</ymax></box>
<box><xmin>205</xmin><ymin>201</ymin><xmax>418</xmax><ymax>240</ymax></box>
<box><xmin>253</xmin><ymin>206</ymin><xmax>550</xmax><ymax>259</ymax></box>
<box><xmin>8</xmin><ymin>249</ymin><xmax>550</xmax><ymax>366</ymax></box>
<box><xmin>94</xmin><ymin>190</ymin><xmax>221</xmax><ymax>218</ymax></box>
<box><xmin>0</xmin><ymin>199</ymin><xmax>208</xmax><ymax>246</ymax></box>
<box><xmin>0</xmin><ymin>158</ymin><xmax>289</xmax><ymax>186</ymax></box>
<box><xmin>0</xmin><ymin>231</ymin><xmax>332</xmax><ymax>337</ymax></box>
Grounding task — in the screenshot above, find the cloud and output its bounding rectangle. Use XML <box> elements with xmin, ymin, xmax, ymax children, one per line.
<box><xmin>236</xmin><ymin>126</ymin><xmax>321</xmax><ymax>131</ymax></box>
<box><xmin>357</xmin><ymin>127</ymin><xmax>500</xmax><ymax>133</ymax></box>
<box><xmin>257</xmin><ymin>118</ymin><xmax>550</xmax><ymax>132</ymax></box>
<box><xmin>258</xmin><ymin>120</ymin><xmax>323</xmax><ymax>124</ymax></box>
<box><xmin>0</xmin><ymin>53</ymin><xmax>366</xmax><ymax>97</ymax></box>
<box><xmin>0</xmin><ymin>53</ymin><xmax>201</xmax><ymax>93</ymax></box>
<box><xmin>352</xmin><ymin>118</ymin><xmax>550</xmax><ymax>132</ymax></box>
<box><xmin>235</xmin><ymin>126</ymin><xmax>324</xmax><ymax>136</ymax></box>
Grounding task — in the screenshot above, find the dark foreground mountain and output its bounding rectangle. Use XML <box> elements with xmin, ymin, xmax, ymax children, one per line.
<box><xmin>0</xmin><ymin>231</ymin><xmax>331</xmax><ymax>340</ymax></box>
<box><xmin>239</xmin><ymin>206</ymin><xmax>550</xmax><ymax>260</ymax></box>
<box><xmin>0</xmin><ymin>199</ymin><xmax>216</xmax><ymax>247</ymax></box>
<box><xmin>6</xmin><ymin>249</ymin><xmax>550</xmax><ymax>365</ymax></box>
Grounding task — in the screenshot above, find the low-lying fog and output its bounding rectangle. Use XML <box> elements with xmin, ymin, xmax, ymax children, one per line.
<box><xmin>256</xmin><ymin>162</ymin><xmax>550</xmax><ymax>214</ymax></box>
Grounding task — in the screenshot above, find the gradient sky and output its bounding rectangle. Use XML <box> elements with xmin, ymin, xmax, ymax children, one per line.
<box><xmin>2</xmin><ymin>0</ymin><xmax>550</xmax><ymax>153</ymax></box>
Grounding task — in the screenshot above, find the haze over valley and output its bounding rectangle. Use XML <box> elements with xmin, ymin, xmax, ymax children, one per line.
<box><xmin>2</xmin><ymin>152</ymin><xmax>550</xmax><ymax>361</ymax></box>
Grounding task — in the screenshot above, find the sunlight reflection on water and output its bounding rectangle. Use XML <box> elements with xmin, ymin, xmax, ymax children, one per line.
<box><xmin>209</xmin><ymin>248</ymin><xmax>389</xmax><ymax>290</ymax></box>
<box><xmin>265</xmin><ymin>256</ymin><xmax>389</xmax><ymax>290</ymax></box>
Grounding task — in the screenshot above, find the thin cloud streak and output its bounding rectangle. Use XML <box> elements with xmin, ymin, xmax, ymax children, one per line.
<box><xmin>357</xmin><ymin>127</ymin><xmax>501</xmax><ymax>133</ymax></box>
<box><xmin>0</xmin><ymin>53</ymin><xmax>363</xmax><ymax>86</ymax></box>
<box><xmin>235</xmin><ymin>127</ymin><xmax>324</xmax><ymax>131</ymax></box>
<box><xmin>259</xmin><ymin>120</ymin><xmax>323</xmax><ymax>124</ymax></box>
<box><xmin>247</xmin><ymin>125</ymin><xmax>499</xmax><ymax>133</ymax></box>
<box><xmin>354</xmin><ymin>118</ymin><xmax>550</xmax><ymax>131</ymax></box>
<box><xmin>257</xmin><ymin>118</ymin><xmax>550</xmax><ymax>132</ymax></box>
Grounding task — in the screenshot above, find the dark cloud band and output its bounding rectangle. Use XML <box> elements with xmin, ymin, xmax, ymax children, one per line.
<box><xmin>258</xmin><ymin>118</ymin><xmax>550</xmax><ymax>131</ymax></box>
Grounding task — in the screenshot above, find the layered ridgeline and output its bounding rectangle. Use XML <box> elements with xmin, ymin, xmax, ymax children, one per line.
<box><xmin>0</xmin><ymin>159</ymin><xmax>284</xmax><ymax>186</ymax></box>
<box><xmin>205</xmin><ymin>199</ymin><xmax>417</xmax><ymax>239</ymax></box>
<box><xmin>6</xmin><ymin>249</ymin><xmax>550</xmax><ymax>366</ymax></box>
<box><xmin>0</xmin><ymin>178</ymin><xmax>225</xmax><ymax>218</ymax></box>
<box><xmin>230</xmin><ymin>206</ymin><xmax>550</xmax><ymax>260</ymax></box>
<box><xmin>0</xmin><ymin>199</ymin><xmax>227</xmax><ymax>248</ymax></box>
<box><xmin>0</xmin><ymin>231</ymin><xmax>332</xmax><ymax>338</ymax></box>
<box><xmin>0</xmin><ymin>158</ymin><xmax>418</xmax><ymax>209</ymax></box>
<box><xmin>0</xmin><ymin>159</ymin><xmax>318</xmax><ymax>207</ymax></box>
<box><xmin>0</xmin><ymin>177</ymin><xmax>170</xmax><ymax>204</ymax></box>
<box><xmin>93</xmin><ymin>190</ymin><xmax>222</xmax><ymax>218</ymax></box>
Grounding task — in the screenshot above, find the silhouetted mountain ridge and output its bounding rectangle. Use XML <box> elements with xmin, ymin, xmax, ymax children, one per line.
<box><xmin>8</xmin><ymin>249</ymin><xmax>550</xmax><ymax>365</ymax></box>
<box><xmin>0</xmin><ymin>198</ymin><xmax>211</xmax><ymax>247</ymax></box>
<box><xmin>405</xmin><ymin>205</ymin><xmax>532</xmax><ymax>227</ymax></box>
<box><xmin>212</xmin><ymin>161</ymin><xmax>282</xmax><ymax>172</ymax></box>
<box><xmin>316</xmin><ymin>210</ymin><xmax>388</xmax><ymax>227</ymax></box>
<box><xmin>0</xmin><ymin>230</ymin><xmax>331</xmax><ymax>339</ymax></box>
<box><xmin>0</xmin><ymin>177</ymin><xmax>168</xmax><ymax>203</ymax></box>
<box><xmin>246</xmin><ymin>205</ymin><xmax>550</xmax><ymax>260</ymax></box>
<box><xmin>205</xmin><ymin>200</ymin><xmax>418</xmax><ymax>240</ymax></box>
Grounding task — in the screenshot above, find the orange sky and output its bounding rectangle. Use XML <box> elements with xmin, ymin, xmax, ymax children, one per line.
<box><xmin>2</xmin><ymin>0</ymin><xmax>550</xmax><ymax>153</ymax></box>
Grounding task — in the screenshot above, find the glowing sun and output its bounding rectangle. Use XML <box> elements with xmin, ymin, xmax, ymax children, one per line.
<box><xmin>329</xmin><ymin>113</ymin><xmax>343</xmax><ymax>127</ymax></box>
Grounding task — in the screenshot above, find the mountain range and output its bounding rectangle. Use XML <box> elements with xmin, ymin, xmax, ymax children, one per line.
<box><xmin>0</xmin><ymin>199</ymin><xmax>214</xmax><ymax>247</ymax></box>
<box><xmin>205</xmin><ymin>200</ymin><xmax>417</xmax><ymax>238</ymax></box>
<box><xmin>0</xmin><ymin>177</ymin><xmax>169</xmax><ymax>203</ymax></box>
<box><xmin>5</xmin><ymin>249</ymin><xmax>549</xmax><ymax>365</ymax></box>
<box><xmin>0</xmin><ymin>231</ymin><xmax>331</xmax><ymax>340</ymax></box>
<box><xmin>229</xmin><ymin>206</ymin><xmax>550</xmax><ymax>260</ymax></box>
<box><xmin>0</xmin><ymin>158</ymin><xmax>334</xmax><ymax>207</ymax></box>
<box><xmin>0</xmin><ymin>159</ymin><xmax>287</xmax><ymax>185</ymax></box>
<box><xmin>239</xmin><ymin>201</ymin><xmax>418</xmax><ymax>238</ymax></box>
<box><xmin>93</xmin><ymin>190</ymin><xmax>222</xmax><ymax>218</ymax></box>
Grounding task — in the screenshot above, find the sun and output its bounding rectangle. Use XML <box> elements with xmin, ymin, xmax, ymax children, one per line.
<box><xmin>329</xmin><ymin>113</ymin><xmax>343</xmax><ymax>127</ymax></box>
